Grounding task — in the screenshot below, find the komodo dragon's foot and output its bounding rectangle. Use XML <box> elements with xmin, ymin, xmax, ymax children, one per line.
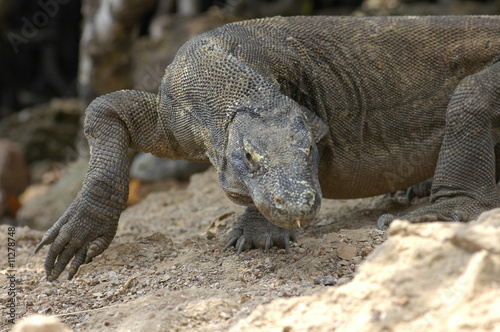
<box><xmin>377</xmin><ymin>198</ymin><xmax>491</xmax><ymax>230</ymax></box>
<box><xmin>35</xmin><ymin>194</ymin><xmax>119</xmax><ymax>281</ymax></box>
<box><xmin>223</xmin><ymin>207</ymin><xmax>298</xmax><ymax>254</ymax></box>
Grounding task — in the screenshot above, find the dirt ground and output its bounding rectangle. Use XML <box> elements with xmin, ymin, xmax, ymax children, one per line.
<box><xmin>2</xmin><ymin>168</ymin><xmax>500</xmax><ymax>331</ymax></box>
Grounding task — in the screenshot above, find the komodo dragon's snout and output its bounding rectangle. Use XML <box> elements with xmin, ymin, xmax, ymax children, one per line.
<box><xmin>223</xmin><ymin>105</ymin><xmax>325</xmax><ymax>229</ymax></box>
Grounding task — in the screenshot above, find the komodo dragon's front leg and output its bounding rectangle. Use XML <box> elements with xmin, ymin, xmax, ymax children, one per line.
<box><xmin>35</xmin><ymin>90</ymin><xmax>180</xmax><ymax>281</ymax></box>
<box><xmin>379</xmin><ymin>61</ymin><xmax>500</xmax><ymax>228</ymax></box>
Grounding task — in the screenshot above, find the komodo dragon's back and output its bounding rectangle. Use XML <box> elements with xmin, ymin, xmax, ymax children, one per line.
<box><xmin>187</xmin><ymin>16</ymin><xmax>500</xmax><ymax>198</ymax></box>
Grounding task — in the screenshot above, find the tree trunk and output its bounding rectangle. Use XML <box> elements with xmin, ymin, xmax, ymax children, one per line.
<box><xmin>78</xmin><ymin>0</ymin><xmax>157</xmax><ymax>106</ymax></box>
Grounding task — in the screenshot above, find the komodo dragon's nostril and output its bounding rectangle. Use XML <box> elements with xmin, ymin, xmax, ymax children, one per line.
<box><xmin>274</xmin><ymin>196</ymin><xmax>283</xmax><ymax>209</ymax></box>
<box><xmin>305</xmin><ymin>192</ymin><xmax>315</xmax><ymax>206</ymax></box>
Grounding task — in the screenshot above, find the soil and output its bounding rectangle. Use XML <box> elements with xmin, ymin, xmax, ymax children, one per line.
<box><xmin>2</xmin><ymin>168</ymin><xmax>499</xmax><ymax>331</ymax></box>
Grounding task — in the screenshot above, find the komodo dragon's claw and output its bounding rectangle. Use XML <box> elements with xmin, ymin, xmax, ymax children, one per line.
<box><xmin>223</xmin><ymin>233</ymin><xmax>242</xmax><ymax>253</ymax></box>
<box><xmin>405</xmin><ymin>178</ymin><xmax>433</xmax><ymax>204</ymax></box>
<box><xmin>377</xmin><ymin>214</ymin><xmax>395</xmax><ymax>230</ymax></box>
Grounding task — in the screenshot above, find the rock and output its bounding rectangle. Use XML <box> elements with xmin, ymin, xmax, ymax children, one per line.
<box><xmin>230</xmin><ymin>213</ymin><xmax>500</xmax><ymax>332</ymax></box>
<box><xmin>0</xmin><ymin>98</ymin><xmax>81</xmax><ymax>163</ymax></box>
<box><xmin>12</xmin><ymin>314</ymin><xmax>71</xmax><ymax>332</ymax></box>
<box><xmin>17</xmin><ymin>158</ymin><xmax>87</xmax><ymax>230</ymax></box>
<box><xmin>313</xmin><ymin>275</ymin><xmax>337</xmax><ymax>286</ymax></box>
<box><xmin>336</xmin><ymin>241</ymin><xmax>358</xmax><ymax>260</ymax></box>
<box><xmin>130</xmin><ymin>152</ymin><xmax>210</xmax><ymax>182</ymax></box>
<box><xmin>0</xmin><ymin>139</ymin><xmax>29</xmax><ymax>219</ymax></box>
<box><xmin>451</xmin><ymin>208</ymin><xmax>500</xmax><ymax>254</ymax></box>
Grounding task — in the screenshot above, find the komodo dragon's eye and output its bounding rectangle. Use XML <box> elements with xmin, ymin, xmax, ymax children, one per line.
<box><xmin>242</xmin><ymin>144</ymin><xmax>260</xmax><ymax>173</ymax></box>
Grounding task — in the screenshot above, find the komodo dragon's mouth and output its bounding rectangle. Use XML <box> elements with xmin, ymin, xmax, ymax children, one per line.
<box><xmin>255</xmin><ymin>199</ymin><xmax>318</xmax><ymax>230</ymax></box>
<box><xmin>223</xmin><ymin>188</ymin><xmax>318</xmax><ymax>229</ymax></box>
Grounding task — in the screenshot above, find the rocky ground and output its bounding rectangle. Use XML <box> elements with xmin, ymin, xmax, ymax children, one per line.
<box><xmin>2</xmin><ymin>168</ymin><xmax>500</xmax><ymax>331</ymax></box>
<box><xmin>2</xmin><ymin>2</ymin><xmax>500</xmax><ymax>331</ymax></box>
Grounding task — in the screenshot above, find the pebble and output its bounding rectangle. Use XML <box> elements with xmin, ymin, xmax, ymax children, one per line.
<box><xmin>338</xmin><ymin>260</ymin><xmax>350</xmax><ymax>266</ymax></box>
<box><xmin>337</xmin><ymin>242</ymin><xmax>358</xmax><ymax>260</ymax></box>
<box><xmin>337</xmin><ymin>276</ymin><xmax>352</xmax><ymax>286</ymax></box>
<box><xmin>313</xmin><ymin>275</ymin><xmax>337</xmax><ymax>286</ymax></box>
<box><xmin>351</xmin><ymin>256</ymin><xmax>363</xmax><ymax>264</ymax></box>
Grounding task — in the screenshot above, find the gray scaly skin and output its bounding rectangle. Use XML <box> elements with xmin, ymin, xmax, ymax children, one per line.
<box><xmin>36</xmin><ymin>16</ymin><xmax>500</xmax><ymax>281</ymax></box>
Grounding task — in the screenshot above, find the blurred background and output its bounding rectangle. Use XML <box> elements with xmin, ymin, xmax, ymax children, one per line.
<box><xmin>0</xmin><ymin>0</ymin><xmax>499</xmax><ymax>229</ymax></box>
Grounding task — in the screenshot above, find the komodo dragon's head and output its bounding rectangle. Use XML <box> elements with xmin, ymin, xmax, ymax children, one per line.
<box><xmin>221</xmin><ymin>100</ymin><xmax>328</xmax><ymax>230</ymax></box>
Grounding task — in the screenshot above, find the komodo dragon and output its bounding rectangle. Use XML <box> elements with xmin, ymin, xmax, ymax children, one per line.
<box><xmin>36</xmin><ymin>16</ymin><xmax>500</xmax><ymax>281</ymax></box>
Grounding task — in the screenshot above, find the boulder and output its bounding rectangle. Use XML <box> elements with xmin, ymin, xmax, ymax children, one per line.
<box><xmin>231</xmin><ymin>210</ymin><xmax>500</xmax><ymax>331</ymax></box>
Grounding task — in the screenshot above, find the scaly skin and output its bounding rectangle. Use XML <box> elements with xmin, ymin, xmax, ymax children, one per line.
<box><xmin>36</xmin><ymin>16</ymin><xmax>500</xmax><ymax>280</ymax></box>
